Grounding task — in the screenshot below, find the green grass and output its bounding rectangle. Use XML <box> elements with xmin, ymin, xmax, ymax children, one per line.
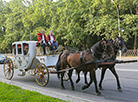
<box><xmin>0</xmin><ymin>82</ymin><xmax>66</xmax><ymax>102</ymax></box>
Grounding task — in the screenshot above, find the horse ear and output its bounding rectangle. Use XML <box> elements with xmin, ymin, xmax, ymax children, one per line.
<box><xmin>101</xmin><ymin>40</ymin><xmax>106</xmax><ymax>48</ymax></box>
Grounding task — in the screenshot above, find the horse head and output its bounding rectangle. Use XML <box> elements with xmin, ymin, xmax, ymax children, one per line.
<box><xmin>91</xmin><ymin>39</ymin><xmax>115</xmax><ymax>60</ymax></box>
<box><xmin>113</xmin><ymin>36</ymin><xmax>127</xmax><ymax>53</ymax></box>
<box><xmin>100</xmin><ymin>39</ymin><xmax>115</xmax><ymax>60</ymax></box>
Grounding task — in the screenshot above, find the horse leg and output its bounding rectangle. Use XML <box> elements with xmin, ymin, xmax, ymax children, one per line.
<box><xmin>61</xmin><ymin>72</ymin><xmax>65</xmax><ymax>89</ymax></box>
<box><xmin>76</xmin><ymin>71</ymin><xmax>80</xmax><ymax>83</ymax></box>
<box><xmin>76</xmin><ymin>71</ymin><xmax>88</xmax><ymax>84</ymax></box>
<box><xmin>91</xmin><ymin>70</ymin><xmax>101</xmax><ymax>95</ymax></box>
<box><xmin>82</xmin><ymin>71</ymin><xmax>93</xmax><ymax>90</ymax></box>
<box><xmin>109</xmin><ymin>67</ymin><xmax>122</xmax><ymax>92</ymax></box>
<box><xmin>68</xmin><ymin>70</ymin><xmax>75</xmax><ymax>90</ymax></box>
<box><xmin>84</xmin><ymin>71</ymin><xmax>88</xmax><ymax>84</ymax></box>
<box><xmin>99</xmin><ymin>68</ymin><xmax>107</xmax><ymax>90</ymax></box>
<box><xmin>82</xmin><ymin>70</ymin><xmax>101</xmax><ymax>95</ymax></box>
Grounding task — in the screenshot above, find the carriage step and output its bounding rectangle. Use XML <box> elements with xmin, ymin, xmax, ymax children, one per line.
<box><xmin>18</xmin><ymin>69</ymin><xmax>26</xmax><ymax>76</ymax></box>
<box><xmin>18</xmin><ymin>72</ymin><xmax>26</xmax><ymax>76</ymax></box>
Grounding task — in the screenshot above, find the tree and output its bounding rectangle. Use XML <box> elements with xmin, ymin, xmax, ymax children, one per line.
<box><xmin>0</xmin><ymin>0</ymin><xmax>137</xmax><ymax>53</ymax></box>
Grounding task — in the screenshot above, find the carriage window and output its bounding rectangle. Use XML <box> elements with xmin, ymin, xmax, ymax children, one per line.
<box><xmin>23</xmin><ymin>43</ymin><xmax>29</xmax><ymax>55</ymax></box>
<box><xmin>12</xmin><ymin>44</ymin><xmax>16</xmax><ymax>55</ymax></box>
<box><xmin>17</xmin><ymin>44</ymin><xmax>22</xmax><ymax>54</ymax></box>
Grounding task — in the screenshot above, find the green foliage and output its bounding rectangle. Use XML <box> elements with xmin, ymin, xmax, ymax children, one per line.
<box><xmin>0</xmin><ymin>82</ymin><xmax>65</xmax><ymax>102</ymax></box>
<box><xmin>0</xmin><ymin>0</ymin><xmax>138</xmax><ymax>52</ymax></box>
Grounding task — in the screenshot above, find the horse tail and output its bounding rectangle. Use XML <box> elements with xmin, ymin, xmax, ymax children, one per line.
<box><xmin>56</xmin><ymin>52</ymin><xmax>63</xmax><ymax>79</ymax></box>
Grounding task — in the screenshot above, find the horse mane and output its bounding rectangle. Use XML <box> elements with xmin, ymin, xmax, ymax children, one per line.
<box><xmin>62</xmin><ymin>51</ymin><xmax>70</xmax><ymax>59</ymax></box>
<box><xmin>84</xmin><ymin>49</ymin><xmax>91</xmax><ymax>54</ymax></box>
<box><xmin>91</xmin><ymin>40</ymin><xmax>104</xmax><ymax>60</ymax></box>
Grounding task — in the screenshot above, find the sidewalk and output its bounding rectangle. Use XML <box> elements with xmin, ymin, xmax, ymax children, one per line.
<box><xmin>116</xmin><ymin>56</ymin><xmax>138</xmax><ymax>60</ymax></box>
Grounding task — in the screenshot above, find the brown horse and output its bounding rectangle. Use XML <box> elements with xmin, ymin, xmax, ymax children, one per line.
<box><xmin>56</xmin><ymin>39</ymin><xmax>115</xmax><ymax>95</ymax></box>
<box><xmin>78</xmin><ymin>36</ymin><xmax>127</xmax><ymax>92</ymax></box>
<box><xmin>98</xmin><ymin>36</ymin><xmax>127</xmax><ymax>91</ymax></box>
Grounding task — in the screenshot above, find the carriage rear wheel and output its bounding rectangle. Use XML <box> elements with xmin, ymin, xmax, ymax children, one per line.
<box><xmin>34</xmin><ymin>63</ymin><xmax>49</xmax><ymax>86</ymax></box>
<box><xmin>3</xmin><ymin>58</ymin><xmax>14</xmax><ymax>80</ymax></box>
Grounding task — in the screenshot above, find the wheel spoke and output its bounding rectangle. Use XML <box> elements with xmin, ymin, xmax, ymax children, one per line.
<box><xmin>44</xmin><ymin>74</ymin><xmax>48</xmax><ymax>78</ymax></box>
<box><xmin>5</xmin><ymin>65</ymin><xmax>10</xmax><ymax>69</ymax></box>
<box><xmin>42</xmin><ymin>78</ymin><xmax>45</xmax><ymax>85</ymax></box>
<box><xmin>5</xmin><ymin>70</ymin><xmax>9</xmax><ymax>76</ymax></box>
<box><xmin>37</xmin><ymin>68</ymin><xmax>42</xmax><ymax>73</ymax></box>
<box><xmin>43</xmin><ymin>77</ymin><xmax>48</xmax><ymax>83</ymax></box>
<box><xmin>6</xmin><ymin>69</ymin><xmax>11</xmax><ymax>78</ymax></box>
<box><xmin>4</xmin><ymin>68</ymin><xmax>9</xmax><ymax>72</ymax></box>
<box><xmin>37</xmin><ymin>76</ymin><xmax>41</xmax><ymax>83</ymax></box>
<box><xmin>8</xmin><ymin>71</ymin><xmax>11</xmax><ymax>78</ymax></box>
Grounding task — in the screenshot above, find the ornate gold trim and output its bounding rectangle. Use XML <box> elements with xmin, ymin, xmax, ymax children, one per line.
<box><xmin>25</xmin><ymin>57</ymin><xmax>36</xmax><ymax>71</ymax></box>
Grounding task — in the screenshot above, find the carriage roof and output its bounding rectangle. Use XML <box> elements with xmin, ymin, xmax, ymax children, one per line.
<box><xmin>12</xmin><ymin>41</ymin><xmax>37</xmax><ymax>45</ymax></box>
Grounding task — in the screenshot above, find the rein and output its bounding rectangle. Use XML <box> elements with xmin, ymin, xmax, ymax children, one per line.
<box><xmin>56</xmin><ymin>59</ymin><xmax>135</xmax><ymax>73</ymax></box>
<box><xmin>56</xmin><ymin>59</ymin><xmax>138</xmax><ymax>73</ymax></box>
<box><xmin>56</xmin><ymin>60</ymin><xmax>98</xmax><ymax>73</ymax></box>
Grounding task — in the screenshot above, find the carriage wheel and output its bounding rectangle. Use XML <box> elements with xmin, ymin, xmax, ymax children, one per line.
<box><xmin>3</xmin><ymin>58</ymin><xmax>14</xmax><ymax>80</ymax></box>
<box><xmin>34</xmin><ymin>63</ymin><xmax>49</xmax><ymax>86</ymax></box>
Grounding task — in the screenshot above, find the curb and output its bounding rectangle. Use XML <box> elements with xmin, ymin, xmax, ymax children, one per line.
<box><xmin>0</xmin><ymin>78</ymin><xmax>94</xmax><ymax>102</ymax></box>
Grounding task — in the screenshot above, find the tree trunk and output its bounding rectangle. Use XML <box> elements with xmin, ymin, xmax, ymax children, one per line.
<box><xmin>134</xmin><ymin>33</ymin><xmax>137</xmax><ymax>50</ymax></box>
<box><xmin>134</xmin><ymin>4</ymin><xmax>138</xmax><ymax>50</ymax></box>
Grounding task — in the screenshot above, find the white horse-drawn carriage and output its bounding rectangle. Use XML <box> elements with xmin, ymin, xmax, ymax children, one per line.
<box><xmin>3</xmin><ymin>41</ymin><xmax>68</xmax><ymax>86</ymax></box>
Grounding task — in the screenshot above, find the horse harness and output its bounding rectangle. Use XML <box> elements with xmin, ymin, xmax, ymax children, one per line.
<box><xmin>80</xmin><ymin>52</ymin><xmax>87</xmax><ymax>70</ymax></box>
<box><xmin>80</xmin><ymin>49</ymin><xmax>94</xmax><ymax>70</ymax></box>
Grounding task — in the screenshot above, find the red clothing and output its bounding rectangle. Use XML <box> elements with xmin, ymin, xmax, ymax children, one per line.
<box><xmin>47</xmin><ymin>34</ymin><xmax>55</xmax><ymax>42</ymax></box>
<box><xmin>37</xmin><ymin>33</ymin><xmax>47</xmax><ymax>42</ymax></box>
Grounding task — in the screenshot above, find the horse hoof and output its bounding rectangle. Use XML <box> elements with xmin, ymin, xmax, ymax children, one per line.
<box><xmin>72</xmin><ymin>87</ymin><xmax>75</xmax><ymax>91</ymax></box>
<box><xmin>97</xmin><ymin>92</ymin><xmax>101</xmax><ymax>96</ymax></box>
<box><xmin>118</xmin><ymin>88</ymin><xmax>122</xmax><ymax>92</ymax></box>
<box><xmin>85</xmin><ymin>81</ymin><xmax>88</xmax><ymax>84</ymax></box>
<box><xmin>62</xmin><ymin>87</ymin><xmax>65</xmax><ymax>90</ymax></box>
<box><xmin>99</xmin><ymin>87</ymin><xmax>104</xmax><ymax>90</ymax></box>
<box><xmin>82</xmin><ymin>85</ymin><xmax>88</xmax><ymax>90</ymax></box>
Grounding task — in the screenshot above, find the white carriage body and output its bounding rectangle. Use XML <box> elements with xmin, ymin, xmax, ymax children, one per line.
<box><xmin>36</xmin><ymin>55</ymin><xmax>59</xmax><ymax>67</ymax></box>
<box><xmin>3</xmin><ymin>41</ymin><xmax>67</xmax><ymax>86</ymax></box>
<box><xmin>12</xmin><ymin>41</ymin><xmax>37</xmax><ymax>70</ymax></box>
<box><xmin>12</xmin><ymin>41</ymin><xmax>59</xmax><ymax>71</ymax></box>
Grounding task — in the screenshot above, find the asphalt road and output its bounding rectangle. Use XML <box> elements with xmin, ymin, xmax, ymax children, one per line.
<box><xmin>0</xmin><ymin>61</ymin><xmax>138</xmax><ymax>102</ymax></box>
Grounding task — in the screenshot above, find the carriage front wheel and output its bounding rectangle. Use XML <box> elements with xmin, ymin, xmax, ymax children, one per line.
<box><xmin>3</xmin><ymin>58</ymin><xmax>14</xmax><ymax>80</ymax></box>
<box><xmin>34</xmin><ymin>63</ymin><xmax>49</xmax><ymax>86</ymax></box>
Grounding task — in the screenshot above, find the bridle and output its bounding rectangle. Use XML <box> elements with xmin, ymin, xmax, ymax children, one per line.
<box><xmin>104</xmin><ymin>40</ymin><xmax>114</xmax><ymax>57</ymax></box>
<box><xmin>91</xmin><ymin>40</ymin><xmax>114</xmax><ymax>59</ymax></box>
<box><xmin>113</xmin><ymin>37</ymin><xmax>125</xmax><ymax>51</ymax></box>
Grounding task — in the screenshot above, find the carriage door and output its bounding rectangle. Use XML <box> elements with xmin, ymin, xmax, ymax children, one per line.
<box><xmin>12</xmin><ymin>44</ymin><xmax>16</xmax><ymax>55</ymax></box>
<box><xmin>22</xmin><ymin>43</ymin><xmax>29</xmax><ymax>68</ymax></box>
<box><xmin>14</xmin><ymin>44</ymin><xmax>22</xmax><ymax>69</ymax></box>
<box><xmin>14</xmin><ymin>43</ymin><xmax>29</xmax><ymax>69</ymax></box>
